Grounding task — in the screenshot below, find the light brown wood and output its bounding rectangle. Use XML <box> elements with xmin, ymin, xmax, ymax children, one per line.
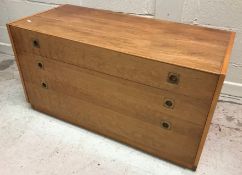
<box><xmin>6</xmin><ymin>24</ymin><xmax>29</xmax><ymax>102</ymax></box>
<box><xmin>7</xmin><ymin>4</ymin><xmax>235</xmax><ymax>170</ymax></box>
<box><xmin>221</xmin><ymin>32</ymin><xmax>236</xmax><ymax>75</ymax></box>
<box><xmin>10</xmin><ymin>27</ymin><xmax>219</xmax><ymax>101</ymax></box>
<box><xmin>193</xmin><ymin>74</ymin><xmax>225</xmax><ymax>169</ymax></box>
<box><xmin>193</xmin><ymin>32</ymin><xmax>236</xmax><ymax>168</ymax></box>
<box><xmin>9</xmin><ymin>5</ymin><xmax>231</xmax><ymax>74</ymax></box>
<box><xmin>18</xmin><ymin>53</ymin><xmax>211</xmax><ymax>126</ymax></box>
<box><xmin>26</xmin><ymin>81</ymin><xmax>203</xmax><ymax>168</ymax></box>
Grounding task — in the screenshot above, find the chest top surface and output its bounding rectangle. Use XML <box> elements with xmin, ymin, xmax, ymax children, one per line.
<box><xmin>9</xmin><ymin>4</ymin><xmax>235</xmax><ymax>74</ymax></box>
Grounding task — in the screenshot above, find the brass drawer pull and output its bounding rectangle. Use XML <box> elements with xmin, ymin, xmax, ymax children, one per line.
<box><xmin>32</xmin><ymin>39</ymin><xmax>40</xmax><ymax>48</ymax></box>
<box><xmin>163</xmin><ymin>98</ymin><xmax>175</xmax><ymax>109</ymax></box>
<box><xmin>161</xmin><ymin>121</ymin><xmax>172</xmax><ymax>130</ymax></box>
<box><xmin>167</xmin><ymin>72</ymin><xmax>179</xmax><ymax>84</ymax></box>
<box><xmin>41</xmin><ymin>82</ymin><xmax>48</xmax><ymax>89</ymax></box>
<box><xmin>37</xmin><ymin>61</ymin><xmax>44</xmax><ymax>69</ymax></box>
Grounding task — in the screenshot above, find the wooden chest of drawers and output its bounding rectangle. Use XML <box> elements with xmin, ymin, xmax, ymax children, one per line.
<box><xmin>7</xmin><ymin>4</ymin><xmax>235</xmax><ymax>170</ymax></box>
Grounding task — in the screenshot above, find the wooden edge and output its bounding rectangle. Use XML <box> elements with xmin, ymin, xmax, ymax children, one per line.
<box><xmin>5</xmin><ymin>4</ymin><xmax>66</xmax><ymax>103</ymax></box>
<box><xmin>221</xmin><ymin>32</ymin><xmax>236</xmax><ymax>75</ymax></box>
<box><xmin>6</xmin><ymin>24</ymin><xmax>30</xmax><ymax>102</ymax></box>
<box><xmin>193</xmin><ymin>74</ymin><xmax>225</xmax><ymax>167</ymax></box>
<box><xmin>7</xmin><ymin>4</ymin><xmax>65</xmax><ymax>26</ymax></box>
<box><xmin>193</xmin><ymin>31</ymin><xmax>235</xmax><ymax>168</ymax></box>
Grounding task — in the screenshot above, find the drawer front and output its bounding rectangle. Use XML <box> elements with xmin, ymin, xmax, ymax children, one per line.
<box><xmin>18</xmin><ymin>53</ymin><xmax>207</xmax><ymax>167</ymax></box>
<box><xmin>10</xmin><ymin>27</ymin><xmax>219</xmax><ymax>102</ymax></box>
<box><xmin>19</xmin><ymin>53</ymin><xmax>210</xmax><ymax>126</ymax></box>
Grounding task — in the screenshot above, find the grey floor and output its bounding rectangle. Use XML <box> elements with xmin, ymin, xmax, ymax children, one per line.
<box><xmin>0</xmin><ymin>53</ymin><xmax>242</xmax><ymax>175</ymax></box>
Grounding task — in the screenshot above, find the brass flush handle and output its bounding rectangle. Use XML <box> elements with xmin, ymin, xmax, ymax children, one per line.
<box><xmin>37</xmin><ymin>61</ymin><xmax>44</xmax><ymax>69</ymax></box>
<box><xmin>41</xmin><ymin>82</ymin><xmax>48</xmax><ymax>89</ymax></box>
<box><xmin>161</xmin><ymin>121</ymin><xmax>172</xmax><ymax>130</ymax></box>
<box><xmin>167</xmin><ymin>72</ymin><xmax>180</xmax><ymax>84</ymax></box>
<box><xmin>32</xmin><ymin>39</ymin><xmax>40</xmax><ymax>48</ymax></box>
<box><xmin>163</xmin><ymin>98</ymin><xmax>175</xmax><ymax>109</ymax></box>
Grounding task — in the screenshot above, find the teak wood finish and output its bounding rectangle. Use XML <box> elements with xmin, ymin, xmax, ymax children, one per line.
<box><xmin>7</xmin><ymin>4</ymin><xmax>235</xmax><ymax>170</ymax></box>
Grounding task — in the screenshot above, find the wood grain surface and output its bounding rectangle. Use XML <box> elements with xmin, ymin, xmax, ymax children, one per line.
<box><xmin>7</xmin><ymin>4</ymin><xmax>235</xmax><ymax>170</ymax></box>
<box><xmin>6</xmin><ymin>25</ymin><xmax>29</xmax><ymax>102</ymax></box>
<box><xmin>9</xmin><ymin>4</ymin><xmax>233</xmax><ymax>74</ymax></box>
<box><xmin>193</xmin><ymin>32</ymin><xmax>236</xmax><ymax>168</ymax></box>
<box><xmin>25</xmin><ymin>80</ymin><xmax>203</xmax><ymax>169</ymax></box>
<box><xmin>10</xmin><ymin>27</ymin><xmax>219</xmax><ymax>101</ymax></box>
<box><xmin>18</xmin><ymin>53</ymin><xmax>211</xmax><ymax>126</ymax></box>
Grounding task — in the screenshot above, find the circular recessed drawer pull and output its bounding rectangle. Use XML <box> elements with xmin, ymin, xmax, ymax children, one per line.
<box><xmin>32</xmin><ymin>39</ymin><xmax>40</xmax><ymax>48</ymax></box>
<box><xmin>41</xmin><ymin>82</ymin><xmax>48</xmax><ymax>89</ymax></box>
<box><xmin>167</xmin><ymin>72</ymin><xmax>180</xmax><ymax>84</ymax></box>
<box><xmin>163</xmin><ymin>98</ymin><xmax>175</xmax><ymax>109</ymax></box>
<box><xmin>37</xmin><ymin>61</ymin><xmax>44</xmax><ymax>69</ymax></box>
<box><xmin>160</xmin><ymin>121</ymin><xmax>172</xmax><ymax>130</ymax></box>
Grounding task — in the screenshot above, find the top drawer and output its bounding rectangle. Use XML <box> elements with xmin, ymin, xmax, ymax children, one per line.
<box><xmin>10</xmin><ymin>27</ymin><xmax>219</xmax><ymax>101</ymax></box>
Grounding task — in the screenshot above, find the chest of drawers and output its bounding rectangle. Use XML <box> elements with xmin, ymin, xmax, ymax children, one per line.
<box><xmin>7</xmin><ymin>4</ymin><xmax>235</xmax><ymax>170</ymax></box>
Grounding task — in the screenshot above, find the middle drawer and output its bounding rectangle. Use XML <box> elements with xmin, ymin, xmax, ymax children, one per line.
<box><xmin>18</xmin><ymin>53</ymin><xmax>210</xmax><ymax>126</ymax></box>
